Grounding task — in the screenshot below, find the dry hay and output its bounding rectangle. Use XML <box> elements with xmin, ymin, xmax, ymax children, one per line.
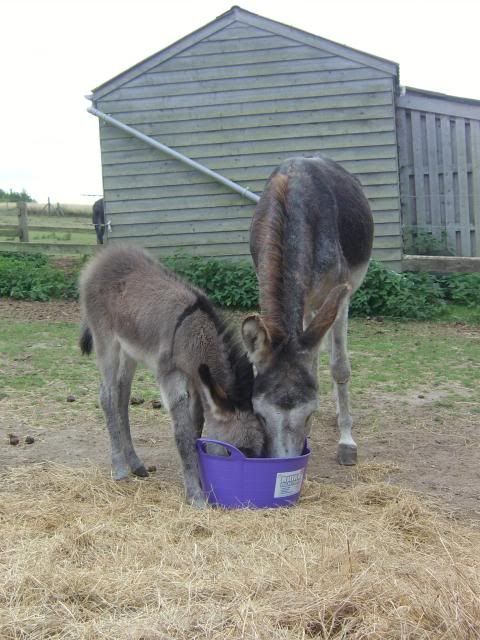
<box><xmin>350</xmin><ymin>461</ymin><xmax>401</xmax><ymax>484</ymax></box>
<box><xmin>1</xmin><ymin>465</ymin><xmax>479</xmax><ymax>640</ymax></box>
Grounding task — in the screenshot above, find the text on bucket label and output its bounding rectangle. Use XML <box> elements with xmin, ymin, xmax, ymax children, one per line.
<box><xmin>274</xmin><ymin>468</ymin><xmax>305</xmax><ymax>498</ymax></box>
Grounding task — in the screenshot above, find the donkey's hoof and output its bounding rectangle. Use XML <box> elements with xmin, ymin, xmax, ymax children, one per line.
<box><xmin>113</xmin><ymin>471</ymin><xmax>130</xmax><ymax>481</ymax></box>
<box><xmin>188</xmin><ymin>494</ymin><xmax>208</xmax><ymax>509</ymax></box>
<box><xmin>337</xmin><ymin>444</ymin><xmax>357</xmax><ymax>465</ymax></box>
<box><xmin>132</xmin><ymin>464</ymin><xmax>149</xmax><ymax>478</ymax></box>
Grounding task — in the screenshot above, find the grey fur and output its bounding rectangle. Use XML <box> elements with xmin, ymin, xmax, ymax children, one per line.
<box><xmin>243</xmin><ymin>157</ymin><xmax>374</xmax><ymax>460</ymax></box>
<box><xmin>79</xmin><ymin>246</ymin><xmax>264</xmax><ymax>507</ymax></box>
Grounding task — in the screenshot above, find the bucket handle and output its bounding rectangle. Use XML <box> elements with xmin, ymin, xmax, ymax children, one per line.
<box><xmin>196</xmin><ymin>438</ymin><xmax>245</xmax><ymax>460</ymax></box>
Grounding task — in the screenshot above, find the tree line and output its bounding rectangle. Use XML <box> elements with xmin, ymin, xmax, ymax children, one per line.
<box><xmin>0</xmin><ymin>188</ymin><xmax>35</xmax><ymax>203</ymax></box>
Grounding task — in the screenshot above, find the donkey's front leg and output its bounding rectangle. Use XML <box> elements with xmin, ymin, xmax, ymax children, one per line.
<box><xmin>329</xmin><ymin>305</ymin><xmax>357</xmax><ymax>465</ymax></box>
<box><xmin>159</xmin><ymin>370</ymin><xmax>206</xmax><ymax>508</ymax></box>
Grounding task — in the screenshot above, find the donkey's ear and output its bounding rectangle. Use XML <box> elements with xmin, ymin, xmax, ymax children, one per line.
<box><xmin>241</xmin><ymin>314</ymin><xmax>272</xmax><ymax>370</ymax></box>
<box><xmin>198</xmin><ymin>364</ymin><xmax>234</xmax><ymax>417</ymax></box>
<box><xmin>300</xmin><ymin>284</ymin><xmax>351</xmax><ymax>351</ymax></box>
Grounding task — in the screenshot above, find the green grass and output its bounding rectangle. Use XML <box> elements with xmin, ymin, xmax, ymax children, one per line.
<box><xmin>0</xmin><ymin>322</ymin><xmax>90</xmax><ymax>392</ymax></box>
<box><xmin>346</xmin><ymin>319</ymin><xmax>480</xmax><ymax>395</ymax></box>
<box><xmin>28</xmin><ymin>231</ymin><xmax>94</xmax><ymax>244</ymax></box>
<box><xmin>0</xmin><ymin>211</ymin><xmax>96</xmax><ymax>245</ymax></box>
<box><xmin>34</xmin><ymin>232</ymin><xmax>72</xmax><ymax>241</ymax></box>
<box><xmin>1</xmin><ymin>318</ymin><xmax>478</xmax><ymax>410</ymax></box>
<box><xmin>438</xmin><ymin>304</ymin><xmax>480</xmax><ymax>325</ymax></box>
<box><xmin>0</xmin><ymin>320</ymin><xmax>160</xmax><ymax>402</ymax></box>
<box><xmin>311</xmin><ymin>318</ymin><xmax>480</xmax><ymax>407</ymax></box>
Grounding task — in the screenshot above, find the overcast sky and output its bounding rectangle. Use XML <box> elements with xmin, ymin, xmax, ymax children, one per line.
<box><xmin>2</xmin><ymin>0</ymin><xmax>479</xmax><ymax>205</ymax></box>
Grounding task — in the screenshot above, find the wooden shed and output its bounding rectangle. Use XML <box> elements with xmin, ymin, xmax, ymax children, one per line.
<box><xmin>90</xmin><ymin>6</ymin><xmax>403</xmax><ymax>268</ymax></box>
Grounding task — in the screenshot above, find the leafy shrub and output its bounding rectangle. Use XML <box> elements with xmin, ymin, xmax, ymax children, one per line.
<box><xmin>403</xmin><ymin>227</ymin><xmax>454</xmax><ymax>256</ymax></box>
<box><xmin>0</xmin><ymin>252</ymin><xmax>49</xmax><ymax>267</ymax></box>
<box><xmin>163</xmin><ymin>255</ymin><xmax>258</xmax><ymax>309</ymax></box>
<box><xmin>163</xmin><ymin>255</ymin><xmax>446</xmax><ymax>319</ymax></box>
<box><xmin>435</xmin><ymin>273</ymin><xmax>480</xmax><ymax>308</ymax></box>
<box><xmin>349</xmin><ymin>260</ymin><xmax>445</xmax><ymax>320</ymax></box>
<box><xmin>0</xmin><ymin>252</ymin><xmax>78</xmax><ymax>301</ymax></box>
<box><xmin>0</xmin><ymin>251</ymin><xmax>476</xmax><ymax>321</ymax></box>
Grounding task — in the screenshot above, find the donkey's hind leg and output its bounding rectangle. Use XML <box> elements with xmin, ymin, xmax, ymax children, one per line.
<box><xmin>328</xmin><ymin>303</ymin><xmax>357</xmax><ymax>465</ymax></box>
<box><xmin>117</xmin><ymin>349</ymin><xmax>148</xmax><ymax>477</ymax></box>
<box><xmin>96</xmin><ymin>338</ymin><xmax>130</xmax><ymax>480</ymax></box>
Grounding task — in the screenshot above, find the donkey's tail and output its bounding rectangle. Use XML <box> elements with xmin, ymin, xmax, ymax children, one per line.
<box><xmin>79</xmin><ymin>325</ymin><xmax>94</xmax><ymax>355</ymax></box>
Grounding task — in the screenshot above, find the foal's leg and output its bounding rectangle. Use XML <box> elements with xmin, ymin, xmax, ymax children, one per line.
<box><xmin>328</xmin><ymin>303</ymin><xmax>357</xmax><ymax>465</ymax></box>
<box><xmin>189</xmin><ymin>384</ymin><xmax>205</xmax><ymax>439</ymax></box>
<box><xmin>117</xmin><ymin>349</ymin><xmax>148</xmax><ymax>477</ymax></box>
<box><xmin>158</xmin><ymin>369</ymin><xmax>206</xmax><ymax>507</ymax></box>
<box><xmin>96</xmin><ymin>339</ymin><xmax>130</xmax><ymax>480</ymax></box>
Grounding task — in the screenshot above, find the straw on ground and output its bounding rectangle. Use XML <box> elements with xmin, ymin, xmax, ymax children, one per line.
<box><xmin>1</xmin><ymin>464</ymin><xmax>479</xmax><ymax>639</ymax></box>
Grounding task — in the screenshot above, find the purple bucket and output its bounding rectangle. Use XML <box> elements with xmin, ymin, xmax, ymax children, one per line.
<box><xmin>196</xmin><ymin>438</ymin><xmax>311</xmax><ymax>509</ymax></box>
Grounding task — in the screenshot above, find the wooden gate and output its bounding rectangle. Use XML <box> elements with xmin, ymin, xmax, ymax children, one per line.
<box><xmin>396</xmin><ymin>88</ymin><xmax>480</xmax><ymax>257</ymax></box>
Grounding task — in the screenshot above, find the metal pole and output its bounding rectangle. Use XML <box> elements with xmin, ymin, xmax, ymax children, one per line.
<box><xmin>88</xmin><ymin>106</ymin><xmax>260</xmax><ymax>204</ymax></box>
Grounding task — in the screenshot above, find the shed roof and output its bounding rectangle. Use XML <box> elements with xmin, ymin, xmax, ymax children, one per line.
<box><xmin>397</xmin><ymin>86</ymin><xmax>480</xmax><ymax>120</ymax></box>
<box><xmin>91</xmin><ymin>5</ymin><xmax>399</xmax><ymax>100</ymax></box>
<box><xmin>402</xmin><ymin>86</ymin><xmax>480</xmax><ymax>107</ymax></box>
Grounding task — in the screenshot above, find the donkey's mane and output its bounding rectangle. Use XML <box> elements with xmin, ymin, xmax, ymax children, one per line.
<box><xmin>257</xmin><ymin>173</ymin><xmax>289</xmax><ymax>344</ymax></box>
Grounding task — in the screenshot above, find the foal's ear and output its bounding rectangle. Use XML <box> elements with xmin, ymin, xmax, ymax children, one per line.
<box><xmin>198</xmin><ymin>364</ymin><xmax>234</xmax><ymax>417</ymax></box>
<box><xmin>241</xmin><ymin>314</ymin><xmax>272</xmax><ymax>369</ymax></box>
<box><xmin>300</xmin><ymin>284</ymin><xmax>351</xmax><ymax>350</ymax></box>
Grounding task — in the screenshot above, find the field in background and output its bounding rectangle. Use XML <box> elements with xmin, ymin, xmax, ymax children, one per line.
<box><xmin>0</xmin><ymin>202</ymin><xmax>97</xmax><ymax>253</ymax></box>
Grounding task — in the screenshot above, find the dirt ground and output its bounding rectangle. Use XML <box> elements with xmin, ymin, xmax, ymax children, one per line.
<box><xmin>1</xmin><ymin>299</ymin><xmax>479</xmax><ymax>524</ymax></box>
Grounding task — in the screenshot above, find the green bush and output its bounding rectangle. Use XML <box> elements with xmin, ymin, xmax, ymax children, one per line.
<box><xmin>162</xmin><ymin>255</ymin><xmax>259</xmax><ymax>310</ymax></box>
<box><xmin>0</xmin><ymin>252</ymin><xmax>49</xmax><ymax>267</ymax></box>
<box><xmin>0</xmin><ymin>251</ymin><xmax>477</xmax><ymax>321</ymax></box>
<box><xmin>435</xmin><ymin>273</ymin><xmax>480</xmax><ymax>308</ymax></box>
<box><xmin>403</xmin><ymin>227</ymin><xmax>454</xmax><ymax>256</ymax></box>
<box><xmin>163</xmin><ymin>256</ymin><xmax>447</xmax><ymax>319</ymax></box>
<box><xmin>0</xmin><ymin>252</ymin><xmax>78</xmax><ymax>301</ymax></box>
<box><xmin>349</xmin><ymin>260</ymin><xmax>445</xmax><ymax>320</ymax></box>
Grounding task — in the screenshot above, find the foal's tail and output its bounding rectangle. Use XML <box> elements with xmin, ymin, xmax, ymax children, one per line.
<box><xmin>79</xmin><ymin>324</ymin><xmax>94</xmax><ymax>355</ymax></box>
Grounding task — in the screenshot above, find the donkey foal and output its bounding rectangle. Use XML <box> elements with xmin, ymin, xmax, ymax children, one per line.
<box><xmin>79</xmin><ymin>246</ymin><xmax>264</xmax><ymax>507</ymax></box>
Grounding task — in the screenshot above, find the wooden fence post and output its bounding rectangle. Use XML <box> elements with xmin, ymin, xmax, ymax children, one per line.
<box><xmin>18</xmin><ymin>202</ymin><xmax>29</xmax><ymax>242</ymax></box>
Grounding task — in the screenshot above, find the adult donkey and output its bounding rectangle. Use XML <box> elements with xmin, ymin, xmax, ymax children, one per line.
<box><xmin>242</xmin><ymin>157</ymin><xmax>373</xmax><ymax>464</ymax></box>
<box><xmin>79</xmin><ymin>246</ymin><xmax>264</xmax><ymax>507</ymax></box>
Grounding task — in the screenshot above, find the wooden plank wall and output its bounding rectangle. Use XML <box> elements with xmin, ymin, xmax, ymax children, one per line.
<box><xmin>397</xmin><ymin>92</ymin><xmax>480</xmax><ymax>257</ymax></box>
<box><xmin>96</xmin><ymin>21</ymin><xmax>401</xmax><ymax>267</ymax></box>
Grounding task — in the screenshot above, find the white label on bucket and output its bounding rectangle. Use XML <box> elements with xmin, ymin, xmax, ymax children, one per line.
<box><xmin>274</xmin><ymin>468</ymin><xmax>305</xmax><ymax>498</ymax></box>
